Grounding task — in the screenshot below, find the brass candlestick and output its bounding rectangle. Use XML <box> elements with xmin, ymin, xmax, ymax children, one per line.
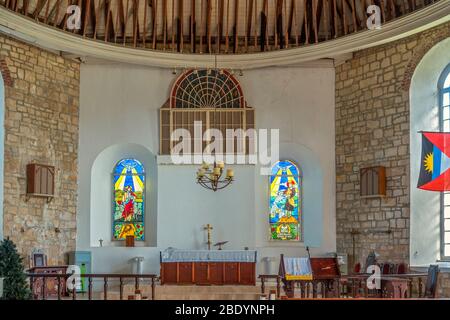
<box><xmin>204</xmin><ymin>224</ymin><xmax>213</xmax><ymax>250</ymax></box>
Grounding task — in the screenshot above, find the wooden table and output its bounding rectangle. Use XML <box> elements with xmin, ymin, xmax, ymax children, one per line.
<box><xmin>160</xmin><ymin>250</ymin><xmax>257</xmax><ymax>286</ymax></box>
<box><xmin>385</xmin><ymin>273</ymin><xmax>428</xmax><ymax>297</ymax></box>
<box><xmin>381</xmin><ymin>276</ymin><xmax>410</xmax><ymax>298</ymax></box>
<box><xmin>160</xmin><ymin>261</ymin><xmax>256</xmax><ymax>285</ymax></box>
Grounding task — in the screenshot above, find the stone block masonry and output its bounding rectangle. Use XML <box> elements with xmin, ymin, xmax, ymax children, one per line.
<box><xmin>335</xmin><ymin>21</ymin><xmax>450</xmax><ymax>297</ymax></box>
<box><xmin>0</xmin><ymin>34</ymin><xmax>80</xmax><ymax>265</ymax></box>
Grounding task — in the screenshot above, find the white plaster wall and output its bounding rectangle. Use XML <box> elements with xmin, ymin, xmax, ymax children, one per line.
<box><xmin>78</xmin><ymin>63</ymin><xmax>336</xmax><ymax>274</ymax></box>
<box><xmin>410</xmin><ymin>37</ymin><xmax>450</xmax><ymax>267</ymax></box>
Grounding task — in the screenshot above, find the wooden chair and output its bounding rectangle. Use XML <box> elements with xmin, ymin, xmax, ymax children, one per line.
<box><xmin>382</xmin><ymin>263</ymin><xmax>391</xmax><ymax>275</ymax></box>
<box><xmin>396</xmin><ymin>263</ymin><xmax>407</xmax><ymax>275</ymax></box>
<box><xmin>422</xmin><ymin>265</ymin><xmax>440</xmax><ymax>298</ymax></box>
<box><xmin>388</xmin><ymin>263</ymin><xmax>396</xmax><ymax>274</ymax></box>
<box><xmin>353</xmin><ymin>263</ymin><xmax>361</xmax><ymax>274</ymax></box>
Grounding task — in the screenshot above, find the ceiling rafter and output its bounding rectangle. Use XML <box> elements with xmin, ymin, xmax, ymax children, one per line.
<box><xmin>0</xmin><ymin>0</ymin><xmax>436</xmax><ymax>54</ymax></box>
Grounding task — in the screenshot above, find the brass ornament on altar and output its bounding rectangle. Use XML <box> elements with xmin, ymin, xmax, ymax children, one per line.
<box><xmin>204</xmin><ymin>224</ymin><xmax>213</xmax><ymax>250</ymax></box>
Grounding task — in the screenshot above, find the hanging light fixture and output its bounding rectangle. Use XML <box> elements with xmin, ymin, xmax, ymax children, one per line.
<box><xmin>195</xmin><ymin>44</ymin><xmax>234</xmax><ymax>191</ymax></box>
<box><xmin>196</xmin><ymin>161</ymin><xmax>234</xmax><ymax>192</ymax></box>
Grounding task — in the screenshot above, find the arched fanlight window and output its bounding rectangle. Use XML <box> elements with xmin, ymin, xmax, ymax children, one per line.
<box><xmin>112</xmin><ymin>159</ymin><xmax>145</xmax><ymax>241</ymax></box>
<box><xmin>269</xmin><ymin>160</ymin><xmax>302</xmax><ymax>241</ymax></box>
<box><xmin>439</xmin><ymin>64</ymin><xmax>450</xmax><ymax>259</ymax></box>
<box><xmin>160</xmin><ymin>69</ymin><xmax>255</xmax><ymax>155</ymax></box>
<box><xmin>170</xmin><ymin>69</ymin><xmax>245</xmax><ymax>109</ymax></box>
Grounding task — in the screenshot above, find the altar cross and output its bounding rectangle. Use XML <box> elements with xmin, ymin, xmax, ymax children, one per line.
<box><xmin>204</xmin><ymin>224</ymin><xmax>213</xmax><ymax>250</ymax></box>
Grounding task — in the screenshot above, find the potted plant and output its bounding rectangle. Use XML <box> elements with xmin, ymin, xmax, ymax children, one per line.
<box><xmin>0</xmin><ymin>238</ymin><xmax>31</xmax><ymax>300</ymax></box>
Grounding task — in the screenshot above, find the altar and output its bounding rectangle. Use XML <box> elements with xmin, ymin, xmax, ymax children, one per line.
<box><xmin>160</xmin><ymin>249</ymin><xmax>257</xmax><ymax>286</ymax></box>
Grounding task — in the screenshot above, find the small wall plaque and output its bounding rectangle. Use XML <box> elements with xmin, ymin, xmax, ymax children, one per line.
<box><xmin>360</xmin><ymin>166</ymin><xmax>386</xmax><ymax>198</ymax></box>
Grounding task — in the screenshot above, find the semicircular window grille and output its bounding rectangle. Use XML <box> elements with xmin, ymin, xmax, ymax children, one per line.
<box><xmin>170</xmin><ymin>69</ymin><xmax>245</xmax><ymax>109</ymax></box>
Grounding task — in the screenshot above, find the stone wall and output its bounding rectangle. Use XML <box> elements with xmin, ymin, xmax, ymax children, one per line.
<box><xmin>335</xmin><ymin>21</ymin><xmax>450</xmax><ymax>296</ymax></box>
<box><xmin>0</xmin><ymin>35</ymin><xmax>79</xmax><ymax>265</ymax></box>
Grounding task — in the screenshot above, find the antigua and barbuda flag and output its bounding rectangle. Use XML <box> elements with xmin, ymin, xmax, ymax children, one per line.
<box><xmin>418</xmin><ymin>132</ymin><xmax>450</xmax><ymax>191</ymax></box>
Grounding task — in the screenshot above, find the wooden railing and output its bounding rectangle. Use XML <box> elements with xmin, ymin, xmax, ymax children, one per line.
<box><xmin>259</xmin><ymin>274</ymin><xmax>282</xmax><ymax>298</ymax></box>
<box><xmin>27</xmin><ymin>273</ymin><xmax>159</xmax><ymax>300</ymax></box>
<box><xmin>0</xmin><ymin>0</ymin><xmax>441</xmax><ymax>54</ymax></box>
<box><xmin>261</xmin><ymin>272</ymin><xmax>430</xmax><ymax>298</ymax></box>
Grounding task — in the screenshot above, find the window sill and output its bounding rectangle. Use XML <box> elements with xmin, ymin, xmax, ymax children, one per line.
<box><xmin>411</xmin><ymin>262</ymin><xmax>450</xmax><ymax>273</ymax></box>
<box><xmin>157</xmin><ymin>155</ymin><xmax>257</xmax><ymax>166</ymax></box>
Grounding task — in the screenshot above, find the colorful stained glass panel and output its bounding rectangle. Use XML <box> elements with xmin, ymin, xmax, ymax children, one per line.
<box><xmin>113</xmin><ymin>159</ymin><xmax>145</xmax><ymax>241</ymax></box>
<box><xmin>269</xmin><ymin>160</ymin><xmax>301</xmax><ymax>241</ymax></box>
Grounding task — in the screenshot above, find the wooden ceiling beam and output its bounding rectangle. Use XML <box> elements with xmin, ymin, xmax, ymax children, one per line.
<box><xmin>82</xmin><ymin>0</ymin><xmax>91</xmax><ymax>36</ymax></box>
<box><xmin>52</xmin><ymin>0</ymin><xmax>61</xmax><ymax>27</ymax></box>
<box><xmin>22</xmin><ymin>0</ymin><xmax>29</xmax><ymax>15</ymax></box>
<box><xmin>177</xmin><ymin>0</ymin><xmax>183</xmax><ymax>52</ymax></box>
<box><xmin>115</xmin><ymin>0</ymin><xmax>124</xmax><ymax>41</ymax></box>
<box><xmin>206</xmin><ymin>0</ymin><xmax>211</xmax><ymax>53</ymax></box>
<box><xmin>233</xmin><ymin>0</ymin><xmax>238</xmax><ymax>53</ymax></box>
<box><xmin>216</xmin><ymin>0</ymin><xmax>223</xmax><ymax>52</ymax></box>
<box><xmin>347</xmin><ymin>0</ymin><xmax>359</xmax><ymax>32</ymax></box>
<box><xmin>246</xmin><ymin>0</ymin><xmax>253</xmax><ymax>41</ymax></box>
<box><xmin>152</xmin><ymin>0</ymin><xmax>157</xmax><ymax>49</ymax></box>
<box><xmin>0</xmin><ymin>0</ymin><xmax>424</xmax><ymax>54</ymax></box>
<box><xmin>123</xmin><ymin>0</ymin><xmax>131</xmax><ymax>44</ymax></box>
<box><xmin>259</xmin><ymin>0</ymin><xmax>268</xmax><ymax>52</ymax></box>
<box><xmin>104</xmin><ymin>0</ymin><xmax>112</xmax><ymax>41</ymax></box>
<box><xmin>32</xmin><ymin>0</ymin><xmax>46</xmax><ymax>19</ymax></box>
<box><xmin>190</xmin><ymin>0</ymin><xmax>196</xmax><ymax>52</ymax></box>
<box><xmin>132</xmin><ymin>0</ymin><xmax>139</xmax><ymax>47</ymax></box>
<box><xmin>43</xmin><ymin>0</ymin><xmax>50</xmax><ymax>23</ymax></box>
<box><xmin>225</xmin><ymin>0</ymin><xmax>229</xmax><ymax>53</ymax></box>
<box><xmin>150</xmin><ymin>0</ymin><xmax>155</xmax><ymax>47</ymax></box>
<box><xmin>162</xmin><ymin>0</ymin><xmax>167</xmax><ymax>49</ymax></box>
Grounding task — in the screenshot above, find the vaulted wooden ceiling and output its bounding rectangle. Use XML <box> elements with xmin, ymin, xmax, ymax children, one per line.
<box><xmin>0</xmin><ymin>0</ymin><xmax>437</xmax><ymax>54</ymax></box>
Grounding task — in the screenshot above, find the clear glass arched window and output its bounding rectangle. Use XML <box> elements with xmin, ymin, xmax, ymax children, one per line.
<box><xmin>112</xmin><ymin>159</ymin><xmax>145</xmax><ymax>241</ymax></box>
<box><xmin>439</xmin><ymin>64</ymin><xmax>450</xmax><ymax>259</ymax></box>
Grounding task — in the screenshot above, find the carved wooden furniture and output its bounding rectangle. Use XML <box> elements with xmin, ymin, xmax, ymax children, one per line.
<box><xmin>380</xmin><ymin>277</ymin><xmax>410</xmax><ymax>298</ymax></box>
<box><xmin>160</xmin><ymin>261</ymin><xmax>256</xmax><ymax>285</ymax></box>
<box><xmin>28</xmin><ymin>266</ymin><xmax>68</xmax><ymax>299</ymax></box>
<box><xmin>396</xmin><ymin>263</ymin><xmax>408</xmax><ymax>274</ymax></box>
<box><xmin>360</xmin><ymin>166</ymin><xmax>386</xmax><ymax>198</ymax></box>
<box><xmin>279</xmin><ymin>254</ymin><xmax>341</xmax><ymax>298</ymax></box>
<box><xmin>26</xmin><ymin>163</ymin><xmax>55</xmax><ymax>203</ymax></box>
<box><xmin>160</xmin><ymin>250</ymin><xmax>257</xmax><ymax>285</ymax></box>
<box><xmin>342</xmin><ymin>272</ymin><xmax>429</xmax><ymax>299</ymax></box>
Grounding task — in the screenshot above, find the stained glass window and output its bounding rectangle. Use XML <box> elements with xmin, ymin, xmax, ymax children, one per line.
<box><xmin>113</xmin><ymin>159</ymin><xmax>145</xmax><ymax>241</ymax></box>
<box><xmin>269</xmin><ymin>160</ymin><xmax>301</xmax><ymax>241</ymax></box>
